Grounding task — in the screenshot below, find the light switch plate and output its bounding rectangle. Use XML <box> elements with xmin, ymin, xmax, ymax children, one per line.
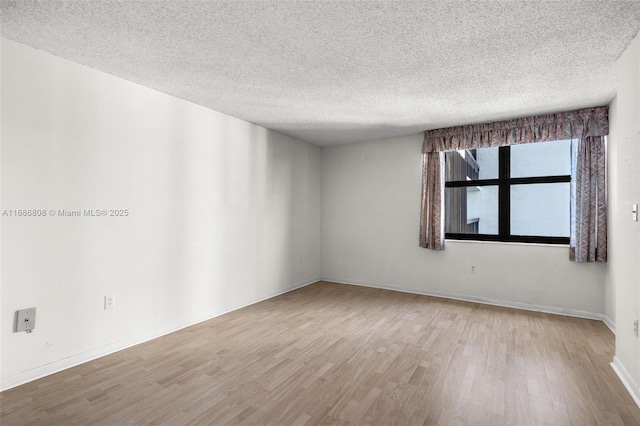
<box><xmin>633</xmin><ymin>204</ymin><xmax>638</xmax><ymax>221</ymax></box>
<box><xmin>15</xmin><ymin>307</ymin><xmax>36</xmax><ymax>333</ymax></box>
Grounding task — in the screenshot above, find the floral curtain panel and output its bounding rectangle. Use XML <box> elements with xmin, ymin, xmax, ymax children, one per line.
<box><xmin>419</xmin><ymin>106</ymin><xmax>608</xmax><ymax>262</ymax></box>
<box><xmin>571</xmin><ymin>136</ymin><xmax>607</xmax><ymax>262</ymax></box>
<box><xmin>419</xmin><ymin>151</ymin><xmax>444</xmax><ymax>250</ymax></box>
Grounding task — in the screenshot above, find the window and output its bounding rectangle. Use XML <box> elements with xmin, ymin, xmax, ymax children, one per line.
<box><xmin>444</xmin><ymin>139</ymin><xmax>572</xmax><ymax>244</ymax></box>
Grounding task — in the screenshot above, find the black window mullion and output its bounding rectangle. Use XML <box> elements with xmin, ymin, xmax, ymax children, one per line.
<box><xmin>498</xmin><ymin>146</ymin><xmax>510</xmax><ymax>238</ymax></box>
<box><xmin>443</xmin><ymin>144</ymin><xmax>571</xmax><ymax>245</ymax></box>
<box><xmin>510</xmin><ymin>175</ymin><xmax>571</xmax><ymax>185</ymax></box>
<box><xmin>445</xmin><ymin>178</ymin><xmax>500</xmax><ymax>188</ymax></box>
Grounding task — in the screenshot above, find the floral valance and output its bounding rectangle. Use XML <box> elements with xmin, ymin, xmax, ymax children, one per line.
<box><xmin>422</xmin><ymin>106</ymin><xmax>609</xmax><ymax>153</ymax></box>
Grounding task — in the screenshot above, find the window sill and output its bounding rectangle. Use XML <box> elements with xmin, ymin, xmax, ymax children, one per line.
<box><xmin>445</xmin><ymin>239</ymin><xmax>570</xmax><ymax>248</ymax></box>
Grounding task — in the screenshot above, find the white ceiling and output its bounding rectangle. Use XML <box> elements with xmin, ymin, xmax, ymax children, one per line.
<box><xmin>2</xmin><ymin>1</ymin><xmax>640</xmax><ymax>147</ymax></box>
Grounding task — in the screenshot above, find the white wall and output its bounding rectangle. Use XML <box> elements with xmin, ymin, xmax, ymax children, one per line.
<box><xmin>608</xmin><ymin>31</ymin><xmax>640</xmax><ymax>403</ymax></box>
<box><xmin>322</xmin><ymin>134</ymin><xmax>606</xmax><ymax>316</ymax></box>
<box><xmin>0</xmin><ymin>38</ymin><xmax>322</xmax><ymax>389</ymax></box>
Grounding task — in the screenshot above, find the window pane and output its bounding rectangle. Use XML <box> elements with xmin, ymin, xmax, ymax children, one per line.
<box><xmin>445</xmin><ymin>147</ymin><xmax>498</xmax><ymax>181</ymax></box>
<box><xmin>511</xmin><ymin>183</ymin><xmax>570</xmax><ymax>237</ymax></box>
<box><xmin>511</xmin><ymin>139</ymin><xmax>571</xmax><ymax>178</ymax></box>
<box><xmin>445</xmin><ymin>186</ymin><xmax>498</xmax><ymax>235</ymax></box>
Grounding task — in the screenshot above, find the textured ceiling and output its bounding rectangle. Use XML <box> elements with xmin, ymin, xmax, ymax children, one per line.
<box><xmin>2</xmin><ymin>1</ymin><xmax>640</xmax><ymax>146</ymax></box>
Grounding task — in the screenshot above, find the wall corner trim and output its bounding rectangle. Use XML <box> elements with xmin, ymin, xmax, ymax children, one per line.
<box><xmin>603</xmin><ymin>315</ymin><xmax>616</xmax><ymax>335</ymax></box>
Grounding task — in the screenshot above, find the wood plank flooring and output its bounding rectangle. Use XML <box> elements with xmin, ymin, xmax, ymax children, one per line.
<box><xmin>1</xmin><ymin>281</ymin><xmax>639</xmax><ymax>425</ymax></box>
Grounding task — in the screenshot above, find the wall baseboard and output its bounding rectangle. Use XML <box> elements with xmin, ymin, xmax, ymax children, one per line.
<box><xmin>603</xmin><ymin>314</ymin><xmax>616</xmax><ymax>334</ymax></box>
<box><xmin>321</xmin><ymin>277</ymin><xmax>605</xmax><ymax>322</ymax></box>
<box><xmin>612</xmin><ymin>356</ymin><xmax>640</xmax><ymax>409</ymax></box>
<box><xmin>1</xmin><ymin>277</ymin><xmax>617</xmax><ymax>394</ymax></box>
<box><xmin>0</xmin><ymin>278</ymin><xmax>319</xmax><ymax>392</ymax></box>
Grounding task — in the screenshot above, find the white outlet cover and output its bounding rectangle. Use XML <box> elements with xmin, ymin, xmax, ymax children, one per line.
<box><xmin>104</xmin><ymin>295</ymin><xmax>115</xmax><ymax>309</ymax></box>
<box><xmin>16</xmin><ymin>307</ymin><xmax>36</xmax><ymax>332</ymax></box>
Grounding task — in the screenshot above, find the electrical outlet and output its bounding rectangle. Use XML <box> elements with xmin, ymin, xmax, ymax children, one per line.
<box><xmin>15</xmin><ymin>307</ymin><xmax>36</xmax><ymax>333</ymax></box>
<box><xmin>104</xmin><ymin>295</ymin><xmax>115</xmax><ymax>310</ymax></box>
<box><xmin>469</xmin><ymin>265</ymin><xmax>476</xmax><ymax>274</ymax></box>
<box><xmin>634</xmin><ymin>318</ymin><xmax>638</xmax><ymax>337</ymax></box>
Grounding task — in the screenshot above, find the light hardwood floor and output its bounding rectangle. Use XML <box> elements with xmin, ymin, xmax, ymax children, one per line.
<box><xmin>1</xmin><ymin>281</ymin><xmax>639</xmax><ymax>425</ymax></box>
